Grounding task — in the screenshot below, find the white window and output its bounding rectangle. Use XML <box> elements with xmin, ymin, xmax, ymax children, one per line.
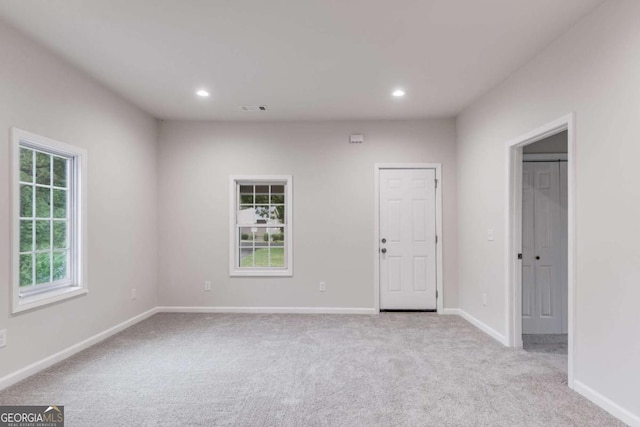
<box><xmin>11</xmin><ymin>128</ymin><xmax>87</xmax><ymax>313</ymax></box>
<box><xmin>229</xmin><ymin>175</ymin><xmax>293</xmax><ymax>276</ymax></box>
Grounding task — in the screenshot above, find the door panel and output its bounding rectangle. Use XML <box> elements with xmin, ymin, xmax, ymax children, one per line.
<box><xmin>388</xmin><ymin>257</ymin><xmax>402</xmax><ymax>292</ymax></box>
<box><xmin>538</xmin><ymin>265</ymin><xmax>553</xmax><ymax>317</ymax></box>
<box><xmin>413</xmin><ymin>200</ymin><xmax>427</xmax><ymax>242</ymax></box>
<box><xmin>522</xmin><ymin>265</ymin><xmax>534</xmax><ymax>318</ymax></box>
<box><xmin>379</xmin><ymin>169</ymin><xmax>436</xmax><ymax>310</ymax></box>
<box><xmin>522</xmin><ymin>164</ymin><xmax>535</xmax><ymax>324</ymax></box>
<box><xmin>388</xmin><ymin>201</ymin><xmax>401</xmax><ymax>242</ymax></box>
<box><xmin>413</xmin><ymin>257</ymin><xmax>428</xmax><ymax>291</ymax></box>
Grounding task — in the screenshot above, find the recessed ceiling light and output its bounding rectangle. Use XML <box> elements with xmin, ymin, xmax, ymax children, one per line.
<box><xmin>196</xmin><ymin>89</ymin><xmax>210</xmax><ymax>97</ymax></box>
<box><xmin>392</xmin><ymin>89</ymin><xmax>405</xmax><ymax>97</ymax></box>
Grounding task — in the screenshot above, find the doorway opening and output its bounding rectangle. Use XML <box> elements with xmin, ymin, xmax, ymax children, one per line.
<box><xmin>521</xmin><ymin>132</ymin><xmax>568</xmax><ymax>374</ymax></box>
<box><xmin>505</xmin><ymin>114</ymin><xmax>575</xmax><ymax>388</ymax></box>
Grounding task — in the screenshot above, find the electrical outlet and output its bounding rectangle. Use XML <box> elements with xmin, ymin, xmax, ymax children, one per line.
<box><xmin>487</xmin><ymin>229</ymin><xmax>495</xmax><ymax>241</ymax></box>
<box><xmin>131</xmin><ymin>288</ymin><xmax>137</xmax><ymax>300</ymax></box>
<box><xmin>0</xmin><ymin>329</ymin><xmax>7</xmax><ymax>348</ymax></box>
<box><xmin>482</xmin><ymin>293</ymin><xmax>488</xmax><ymax>306</ymax></box>
<box><xmin>319</xmin><ymin>281</ymin><xmax>326</xmax><ymax>292</ymax></box>
<box><xmin>204</xmin><ymin>281</ymin><xmax>212</xmax><ymax>292</ymax></box>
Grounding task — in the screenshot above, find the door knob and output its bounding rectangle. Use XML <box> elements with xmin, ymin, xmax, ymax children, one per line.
<box><xmin>535</xmin><ymin>256</ymin><xmax>540</xmax><ymax>260</ymax></box>
<box><xmin>381</xmin><ymin>238</ymin><xmax>387</xmax><ymax>244</ymax></box>
<box><xmin>381</xmin><ymin>248</ymin><xmax>387</xmax><ymax>254</ymax></box>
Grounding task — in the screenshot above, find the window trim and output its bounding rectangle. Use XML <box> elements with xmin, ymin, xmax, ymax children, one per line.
<box><xmin>229</xmin><ymin>175</ymin><xmax>293</xmax><ymax>277</ymax></box>
<box><xmin>10</xmin><ymin>128</ymin><xmax>88</xmax><ymax>313</ymax></box>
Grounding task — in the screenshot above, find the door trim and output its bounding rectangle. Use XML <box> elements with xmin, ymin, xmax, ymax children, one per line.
<box><xmin>523</xmin><ymin>153</ymin><xmax>568</xmax><ymax>162</ymax></box>
<box><xmin>504</xmin><ymin>114</ymin><xmax>576</xmax><ymax>388</ymax></box>
<box><xmin>374</xmin><ymin>163</ymin><xmax>443</xmax><ymax>313</ymax></box>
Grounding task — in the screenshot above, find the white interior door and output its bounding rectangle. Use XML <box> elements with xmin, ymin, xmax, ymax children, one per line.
<box><xmin>522</xmin><ymin>162</ymin><xmax>566</xmax><ymax>334</ymax></box>
<box><xmin>379</xmin><ymin>168</ymin><xmax>437</xmax><ymax>310</ymax></box>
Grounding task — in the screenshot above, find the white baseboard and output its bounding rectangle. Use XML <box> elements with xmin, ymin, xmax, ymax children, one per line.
<box><xmin>439</xmin><ymin>308</ymin><xmax>462</xmax><ymax>316</ymax></box>
<box><xmin>440</xmin><ymin>308</ymin><xmax>509</xmax><ymax>346</ymax></box>
<box><xmin>157</xmin><ymin>306</ymin><xmax>377</xmax><ymax>315</ymax></box>
<box><xmin>0</xmin><ymin>307</ymin><xmax>158</xmax><ymax>391</ymax></box>
<box><xmin>574</xmin><ymin>380</ymin><xmax>640</xmax><ymax>427</ymax></box>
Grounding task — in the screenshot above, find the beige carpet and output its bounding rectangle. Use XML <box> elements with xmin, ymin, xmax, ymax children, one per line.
<box><xmin>0</xmin><ymin>313</ymin><xmax>625</xmax><ymax>426</ymax></box>
<box><xmin>523</xmin><ymin>334</ymin><xmax>569</xmax><ymax>374</ymax></box>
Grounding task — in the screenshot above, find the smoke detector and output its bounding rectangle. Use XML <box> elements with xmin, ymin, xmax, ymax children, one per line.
<box><xmin>241</xmin><ymin>105</ymin><xmax>268</xmax><ymax>112</ymax></box>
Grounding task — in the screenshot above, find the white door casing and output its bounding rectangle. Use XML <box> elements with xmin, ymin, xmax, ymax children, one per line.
<box><xmin>379</xmin><ymin>168</ymin><xmax>437</xmax><ymax>310</ymax></box>
<box><xmin>559</xmin><ymin>161</ymin><xmax>568</xmax><ymax>333</ymax></box>
<box><xmin>505</xmin><ymin>114</ymin><xmax>575</xmax><ymax>387</ymax></box>
<box><xmin>522</xmin><ymin>162</ymin><xmax>566</xmax><ymax>334</ymax></box>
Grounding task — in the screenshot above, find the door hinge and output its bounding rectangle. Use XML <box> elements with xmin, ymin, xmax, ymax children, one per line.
<box><xmin>435</xmin><ymin>235</ymin><xmax>438</xmax><ymax>244</ymax></box>
<box><xmin>435</xmin><ymin>178</ymin><xmax>438</xmax><ymax>189</ymax></box>
<box><xmin>436</xmin><ymin>290</ymin><xmax>438</xmax><ymax>299</ymax></box>
<box><xmin>517</xmin><ymin>253</ymin><xmax>523</xmax><ymax>260</ymax></box>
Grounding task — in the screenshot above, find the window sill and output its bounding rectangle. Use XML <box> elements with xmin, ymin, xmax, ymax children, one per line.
<box><xmin>12</xmin><ymin>286</ymin><xmax>88</xmax><ymax>314</ymax></box>
<box><xmin>230</xmin><ymin>269</ymin><xmax>293</xmax><ymax>277</ymax></box>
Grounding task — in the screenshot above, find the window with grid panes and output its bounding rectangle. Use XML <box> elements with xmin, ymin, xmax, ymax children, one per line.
<box><xmin>12</xmin><ymin>129</ymin><xmax>87</xmax><ymax>312</ymax></box>
<box><xmin>230</xmin><ymin>176</ymin><xmax>292</xmax><ymax>276</ymax></box>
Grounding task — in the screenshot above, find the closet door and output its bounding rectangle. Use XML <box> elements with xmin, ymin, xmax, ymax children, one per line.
<box><xmin>522</xmin><ymin>162</ymin><xmax>563</xmax><ymax>334</ymax></box>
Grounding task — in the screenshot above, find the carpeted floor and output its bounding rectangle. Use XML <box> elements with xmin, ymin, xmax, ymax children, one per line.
<box><xmin>523</xmin><ymin>334</ymin><xmax>569</xmax><ymax>374</ymax></box>
<box><xmin>0</xmin><ymin>313</ymin><xmax>624</xmax><ymax>426</ymax></box>
<box><xmin>523</xmin><ymin>334</ymin><xmax>568</xmax><ymax>353</ymax></box>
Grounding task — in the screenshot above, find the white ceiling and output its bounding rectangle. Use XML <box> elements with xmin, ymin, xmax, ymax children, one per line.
<box><xmin>0</xmin><ymin>0</ymin><xmax>603</xmax><ymax>121</ymax></box>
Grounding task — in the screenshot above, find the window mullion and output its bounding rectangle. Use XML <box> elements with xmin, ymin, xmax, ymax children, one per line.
<box><xmin>49</xmin><ymin>154</ymin><xmax>53</xmax><ymax>282</ymax></box>
<box><xmin>252</xmin><ymin>185</ymin><xmax>256</xmax><ymax>268</ymax></box>
<box><xmin>268</xmin><ymin>185</ymin><xmax>271</xmax><ymax>267</ymax></box>
<box><xmin>31</xmin><ymin>149</ymin><xmax>36</xmax><ymax>286</ymax></box>
<box><xmin>68</xmin><ymin>157</ymin><xmax>73</xmax><ymax>284</ymax></box>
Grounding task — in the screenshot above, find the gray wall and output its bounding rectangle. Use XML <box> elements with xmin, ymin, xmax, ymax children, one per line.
<box><xmin>158</xmin><ymin>120</ymin><xmax>458</xmax><ymax>309</ymax></box>
<box><xmin>0</xmin><ymin>21</ymin><xmax>159</xmax><ymax>378</ymax></box>
<box><xmin>523</xmin><ymin>130</ymin><xmax>568</xmax><ymax>153</ymax></box>
<box><xmin>457</xmin><ymin>0</ymin><xmax>640</xmax><ymax>419</ymax></box>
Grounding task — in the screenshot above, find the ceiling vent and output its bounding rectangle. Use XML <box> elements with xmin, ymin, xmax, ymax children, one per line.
<box><xmin>349</xmin><ymin>134</ymin><xmax>364</xmax><ymax>144</ymax></box>
<box><xmin>241</xmin><ymin>105</ymin><xmax>267</xmax><ymax>112</ymax></box>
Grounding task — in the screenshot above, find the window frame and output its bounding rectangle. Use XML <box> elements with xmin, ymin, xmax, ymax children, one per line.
<box><xmin>10</xmin><ymin>128</ymin><xmax>88</xmax><ymax>313</ymax></box>
<box><xmin>229</xmin><ymin>175</ymin><xmax>293</xmax><ymax>277</ymax></box>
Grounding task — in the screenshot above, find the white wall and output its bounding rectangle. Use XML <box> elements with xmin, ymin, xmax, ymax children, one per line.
<box><xmin>0</xmin><ymin>21</ymin><xmax>158</xmax><ymax>378</ymax></box>
<box><xmin>457</xmin><ymin>0</ymin><xmax>640</xmax><ymax>421</ymax></box>
<box><xmin>158</xmin><ymin>120</ymin><xmax>457</xmax><ymax>310</ymax></box>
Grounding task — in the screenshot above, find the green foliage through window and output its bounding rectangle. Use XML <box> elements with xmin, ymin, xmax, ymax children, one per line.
<box><xmin>19</xmin><ymin>146</ymin><xmax>70</xmax><ymax>288</ymax></box>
